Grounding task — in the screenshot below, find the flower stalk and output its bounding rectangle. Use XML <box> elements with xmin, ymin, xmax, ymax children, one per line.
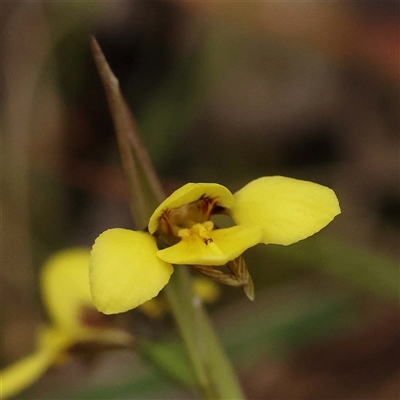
<box><xmin>90</xmin><ymin>37</ymin><xmax>245</xmax><ymax>399</ymax></box>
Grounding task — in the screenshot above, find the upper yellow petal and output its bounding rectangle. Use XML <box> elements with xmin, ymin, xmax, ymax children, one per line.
<box><xmin>231</xmin><ymin>176</ymin><xmax>341</xmax><ymax>245</ymax></box>
<box><xmin>40</xmin><ymin>249</ymin><xmax>94</xmax><ymax>333</ymax></box>
<box><xmin>156</xmin><ymin>225</ymin><xmax>262</xmax><ymax>266</ymax></box>
<box><xmin>0</xmin><ymin>327</ymin><xmax>71</xmax><ymax>399</ymax></box>
<box><xmin>148</xmin><ymin>183</ymin><xmax>234</xmax><ymax>234</ymax></box>
<box><xmin>89</xmin><ymin>229</ymin><xmax>174</xmax><ymax>314</ymax></box>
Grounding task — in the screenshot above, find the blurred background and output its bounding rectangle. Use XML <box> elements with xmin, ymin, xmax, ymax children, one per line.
<box><xmin>2</xmin><ymin>2</ymin><xmax>399</xmax><ymax>399</ymax></box>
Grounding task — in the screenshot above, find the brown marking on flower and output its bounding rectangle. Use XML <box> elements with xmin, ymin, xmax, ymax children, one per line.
<box><xmin>79</xmin><ymin>306</ymin><xmax>116</xmax><ymax>329</ymax></box>
<box><xmin>200</xmin><ymin>196</ymin><xmax>218</xmax><ymax>220</ymax></box>
<box><xmin>159</xmin><ymin>209</ymin><xmax>175</xmax><ymax>236</ymax></box>
<box><xmin>203</xmin><ymin>237</ymin><xmax>214</xmax><ymax>245</ymax></box>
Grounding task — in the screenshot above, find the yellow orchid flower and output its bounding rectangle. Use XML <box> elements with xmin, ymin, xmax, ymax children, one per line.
<box><xmin>90</xmin><ymin>176</ymin><xmax>340</xmax><ymax>315</ymax></box>
<box><xmin>0</xmin><ymin>249</ymin><xmax>132</xmax><ymax>399</ymax></box>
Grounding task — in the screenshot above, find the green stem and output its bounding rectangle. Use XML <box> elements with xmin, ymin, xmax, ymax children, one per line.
<box><xmin>91</xmin><ymin>36</ymin><xmax>245</xmax><ymax>399</ymax></box>
<box><xmin>165</xmin><ymin>268</ymin><xmax>216</xmax><ymax>399</ymax></box>
<box><xmin>166</xmin><ymin>267</ymin><xmax>245</xmax><ymax>399</ymax></box>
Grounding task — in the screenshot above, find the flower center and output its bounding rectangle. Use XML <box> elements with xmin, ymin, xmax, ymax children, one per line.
<box><xmin>159</xmin><ymin>197</ymin><xmax>218</xmax><ymax>238</ymax></box>
<box><xmin>178</xmin><ymin>221</ymin><xmax>215</xmax><ymax>245</ymax></box>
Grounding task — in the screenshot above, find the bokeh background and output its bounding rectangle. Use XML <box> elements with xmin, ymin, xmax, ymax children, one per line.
<box><xmin>2</xmin><ymin>2</ymin><xmax>399</xmax><ymax>399</ymax></box>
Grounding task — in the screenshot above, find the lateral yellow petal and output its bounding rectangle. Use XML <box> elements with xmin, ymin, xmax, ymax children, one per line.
<box><xmin>148</xmin><ymin>183</ymin><xmax>234</xmax><ymax>234</ymax></box>
<box><xmin>0</xmin><ymin>328</ymin><xmax>71</xmax><ymax>399</ymax></box>
<box><xmin>40</xmin><ymin>249</ymin><xmax>94</xmax><ymax>332</ymax></box>
<box><xmin>37</xmin><ymin>326</ymin><xmax>74</xmax><ymax>351</ymax></box>
<box><xmin>156</xmin><ymin>225</ymin><xmax>262</xmax><ymax>266</ymax></box>
<box><xmin>0</xmin><ymin>350</ymin><xmax>56</xmax><ymax>399</ymax></box>
<box><xmin>232</xmin><ymin>176</ymin><xmax>341</xmax><ymax>245</ymax></box>
<box><xmin>89</xmin><ymin>229</ymin><xmax>174</xmax><ymax>314</ymax></box>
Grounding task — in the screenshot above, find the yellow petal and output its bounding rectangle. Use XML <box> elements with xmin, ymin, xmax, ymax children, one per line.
<box><xmin>40</xmin><ymin>249</ymin><xmax>94</xmax><ymax>332</ymax></box>
<box><xmin>0</xmin><ymin>328</ymin><xmax>71</xmax><ymax>399</ymax></box>
<box><xmin>157</xmin><ymin>225</ymin><xmax>262</xmax><ymax>266</ymax></box>
<box><xmin>232</xmin><ymin>176</ymin><xmax>341</xmax><ymax>245</ymax></box>
<box><xmin>148</xmin><ymin>183</ymin><xmax>234</xmax><ymax>234</ymax></box>
<box><xmin>0</xmin><ymin>351</ymin><xmax>56</xmax><ymax>399</ymax></box>
<box><xmin>89</xmin><ymin>229</ymin><xmax>174</xmax><ymax>314</ymax></box>
<box><xmin>192</xmin><ymin>277</ymin><xmax>220</xmax><ymax>303</ymax></box>
<box><xmin>37</xmin><ymin>326</ymin><xmax>74</xmax><ymax>351</ymax></box>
